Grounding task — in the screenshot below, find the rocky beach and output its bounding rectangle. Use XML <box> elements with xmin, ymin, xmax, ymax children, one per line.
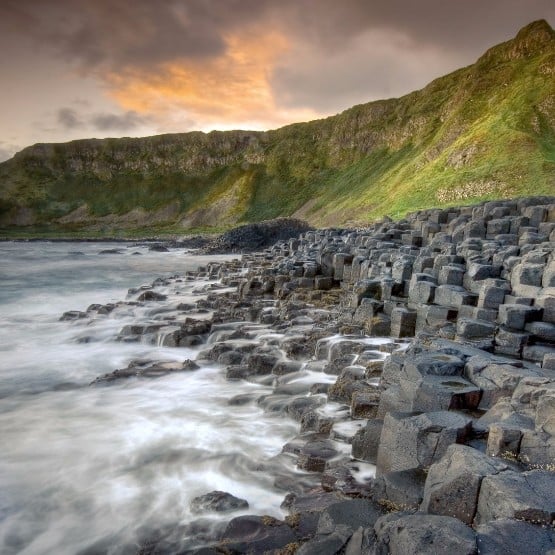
<box><xmin>52</xmin><ymin>195</ymin><xmax>555</xmax><ymax>554</ymax></box>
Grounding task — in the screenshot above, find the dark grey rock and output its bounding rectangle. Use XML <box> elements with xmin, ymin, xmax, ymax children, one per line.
<box><xmin>435</xmin><ymin>285</ymin><xmax>478</xmax><ymax>308</ymax></box>
<box><xmin>219</xmin><ymin>515</ymin><xmax>297</xmax><ymax>553</ymax></box>
<box><xmin>476</xmin><ymin>518</ymin><xmax>555</xmax><ymax>555</ymax></box>
<box><xmin>475</xmin><ymin>469</ymin><xmax>555</xmax><ymax>526</ymax></box>
<box><xmin>352</xmin><ymin>419</ymin><xmax>383</xmax><ymax>463</ymax></box>
<box><xmin>317</xmin><ymin>499</ymin><xmax>383</xmax><ymax>536</ymax></box>
<box><xmin>137</xmin><ymin>290</ymin><xmax>167</xmax><ymax>301</ymax></box>
<box><xmin>374</xmin><ymin>468</ymin><xmax>426</xmax><ymax>509</ymax></box>
<box><xmin>421</xmin><ymin>444</ymin><xmax>508</xmax><ymax>524</ymax></box>
<box><xmin>373</xmin><ymin>513</ymin><xmax>477</xmax><ymax>555</ymax></box>
<box><xmin>190</xmin><ymin>490</ymin><xmax>249</xmax><ymax>514</ymax></box>
<box><xmin>297</xmin><ymin>439</ymin><xmax>339</xmax><ymax>472</ymax></box>
<box><xmin>498</xmin><ymin>304</ymin><xmax>542</xmax><ymax>330</ymax></box>
<box><xmin>390</xmin><ymin>308</ymin><xmax>417</xmax><ymax>338</ymax></box>
<box><xmin>376</xmin><ymin>411</ymin><xmax>472</xmax><ymax>476</ymax></box>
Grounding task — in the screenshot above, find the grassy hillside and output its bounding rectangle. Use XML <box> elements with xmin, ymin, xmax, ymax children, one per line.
<box><xmin>1</xmin><ymin>20</ymin><xmax>553</xmax><ymax>235</ymax></box>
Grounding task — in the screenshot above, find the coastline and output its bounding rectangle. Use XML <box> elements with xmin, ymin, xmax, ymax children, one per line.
<box><xmin>56</xmin><ymin>195</ymin><xmax>555</xmax><ymax>553</ymax></box>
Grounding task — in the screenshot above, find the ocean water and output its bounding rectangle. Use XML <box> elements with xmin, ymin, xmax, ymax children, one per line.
<box><xmin>0</xmin><ymin>242</ymin><xmax>301</xmax><ymax>554</ymax></box>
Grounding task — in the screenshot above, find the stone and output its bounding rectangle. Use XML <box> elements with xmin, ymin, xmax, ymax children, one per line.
<box><xmin>476</xmin><ymin>518</ymin><xmax>555</xmax><ymax>555</ymax></box>
<box><xmin>137</xmin><ymin>290</ymin><xmax>167</xmax><ymax>301</ymax></box>
<box><xmin>247</xmin><ymin>351</ymin><xmax>280</xmax><ymax>374</ymax></box>
<box><xmin>498</xmin><ymin>303</ymin><xmax>542</xmax><ymax>330</ymax></box>
<box><xmin>402</xmin><ymin>353</ymin><xmax>465</xmax><ymax>380</ymax></box>
<box><xmin>374</xmin><ymin>468</ymin><xmax>426</xmax><ymax>509</ymax></box>
<box><xmin>475</xmin><ymin>470</ymin><xmax>555</xmax><ymax>526</ymax></box>
<box><xmin>438</xmin><ymin>265</ymin><xmax>465</xmax><ymax>286</ymax></box>
<box><xmin>456</xmin><ymin>318</ymin><xmax>496</xmax><ymax>340</ymax></box>
<box><xmin>421</xmin><ymin>444</ymin><xmax>507</xmax><ymax>524</ymax></box>
<box><xmin>435</xmin><ymin>285</ymin><xmax>478</xmax><ymax>308</ymax></box>
<box><xmin>519</xmin><ymin>429</ymin><xmax>555</xmax><ymax>466</ymax></box>
<box><xmin>376</xmin><ymin>411</ymin><xmax>472</xmax><ymax>476</ymax></box>
<box><xmin>373</xmin><ymin>513</ymin><xmax>477</xmax><ymax>555</ymax></box>
<box><xmin>525</xmin><ymin>321</ymin><xmax>555</xmax><ymax>342</ymax></box>
<box><xmin>296</xmin><ymin>530</ymin><xmax>350</xmax><ymax>555</ymax></box>
<box><xmin>401</xmin><ymin>374</ymin><xmax>482</xmax><ymax>412</ymax></box>
<box><xmin>315</xmin><ymin>276</ymin><xmax>334</xmax><ymax>290</ymax></box>
<box><xmin>463</xmin><ymin>263</ymin><xmax>495</xmax><ymax>293</ymax></box>
<box><xmin>297</xmin><ymin>439</ymin><xmax>339</xmax><ymax>472</ymax></box>
<box><xmin>390</xmin><ymin>308</ymin><xmax>417</xmax><ymax>338</ymax></box>
<box><xmin>351</xmin><ymin>419</ymin><xmax>383</xmax><ymax>463</ymax></box>
<box><xmin>466</xmin><ymin>362</ymin><xmax>540</xmax><ymax>410</ymax></box>
<box><xmin>535</xmin><ymin>391</ymin><xmax>555</xmax><ymax>435</ymax></box>
<box><xmin>409</xmin><ymin>280</ymin><xmax>437</xmax><ymax>304</ymax></box>
<box><xmin>511</xmin><ymin>263</ymin><xmax>545</xmax><ymax>296</ymax></box>
<box><xmin>317</xmin><ymin>499</ymin><xmax>382</xmax><ymax>536</ymax></box>
<box><xmin>494</xmin><ymin>326</ymin><xmax>529</xmax><ymax>357</ymax></box>
<box><xmin>477</xmin><ymin>283</ymin><xmax>507</xmax><ymax>309</ymax></box>
<box><xmin>219</xmin><ymin>515</ymin><xmax>297</xmax><ymax>553</ymax></box>
<box><xmin>486</xmin><ymin>424</ymin><xmax>523</xmax><ymax>458</ymax></box>
<box><xmin>351</xmin><ymin>389</ymin><xmax>381</xmax><ymax>419</ymax></box>
<box><xmin>287</xmin><ymin>396</ymin><xmax>327</xmax><ymax>421</ymax></box>
<box><xmin>190</xmin><ymin>490</ymin><xmax>249</xmax><ymax>514</ymax></box>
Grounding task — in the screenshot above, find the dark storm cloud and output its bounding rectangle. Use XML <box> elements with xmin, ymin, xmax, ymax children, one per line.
<box><xmin>91</xmin><ymin>111</ymin><xmax>148</xmax><ymax>131</ymax></box>
<box><xmin>2</xmin><ymin>0</ymin><xmax>278</xmax><ymax>70</ymax></box>
<box><xmin>1</xmin><ymin>0</ymin><xmax>554</xmax><ymax>140</ymax></box>
<box><xmin>6</xmin><ymin>0</ymin><xmax>548</xmax><ymax>70</ymax></box>
<box><xmin>57</xmin><ymin>108</ymin><xmax>84</xmax><ymax>129</ymax></box>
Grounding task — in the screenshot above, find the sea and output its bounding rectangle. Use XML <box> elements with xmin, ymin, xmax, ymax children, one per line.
<box><xmin>0</xmin><ymin>241</ymin><xmax>303</xmax><ymax>554</ymax></box>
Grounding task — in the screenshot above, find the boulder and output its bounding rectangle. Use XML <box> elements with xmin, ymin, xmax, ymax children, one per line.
<box><xmin>190</xmin><ymin>491</ymin><xmax>249</xmax><ymax>514</ymax></box>
<box><xmin>476</xmin><ymin>518</ymin><xmax>555</xmax><ymax>555</ymax></box>
<box><xmin>373</xmin><ymin>513</ymin><xmax>477</xmax><ymax>555</ymax></box>
<box><xmin>421</xmin><ymin>444</ymin><xmax>508</xmax><ymax>524</ymax></box>
<box><xmin>475</xmin><ymin>469</ymin><xmax>555</xmax><ymax>526</ymax></box>
<box><xmin>376</xmin><ymin>411</ymin><xmax>472</xmax><ymax>476</ymax></box>
<box><xmin>351</xmin><ymin>419</ymin><xmax>383</xmax><ymax>463</ymax></box>
<box><xmin>218</xmin><ymin>515</ymin><xmax>297</xmax><ymax>553</ymax></box>
<box><xmin>317</xmin><ymin>499</ymin><xmax>383</xmax><ymax>536</ymax></box>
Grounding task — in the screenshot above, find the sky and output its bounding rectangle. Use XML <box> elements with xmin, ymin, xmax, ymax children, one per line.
<box><xmin>1</xmin><ymin>0</ymin><xmax>554</xmax><ymax>162</ymax></box>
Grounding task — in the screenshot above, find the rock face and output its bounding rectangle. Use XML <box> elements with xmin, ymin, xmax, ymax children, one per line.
<box><xmin>65</xmin><ymin>194</ymin><xmax>554</xmax><ymax>553</ymax></box>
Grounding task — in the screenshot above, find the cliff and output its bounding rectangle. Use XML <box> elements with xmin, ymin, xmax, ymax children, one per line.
<box><xmin>0</xmin><ymin>20</ymin><xmax>554</xmax><ymax>233</ymax></box>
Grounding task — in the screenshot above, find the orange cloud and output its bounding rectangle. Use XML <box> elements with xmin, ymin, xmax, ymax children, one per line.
<box><xmin>104</xmin><ymin>30</ymin><xmax>322</xmax><ymax>131</ymax></box>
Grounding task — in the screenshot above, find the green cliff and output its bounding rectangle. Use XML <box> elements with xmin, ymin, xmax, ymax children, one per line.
<box><xmin>1</xmin><ymin>20</ymin><xmax>553</xmax><ymax>234</ymax></box>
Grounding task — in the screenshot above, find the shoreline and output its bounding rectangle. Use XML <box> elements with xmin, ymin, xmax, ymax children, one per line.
<box><xmin>54</xmin><ymin>195</ymin><xmax>555</xmax><ymax>553</ymax></box>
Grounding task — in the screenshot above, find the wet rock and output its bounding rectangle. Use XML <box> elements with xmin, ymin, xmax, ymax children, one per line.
<box><xmin>60</xmin><ymin>310</ymin><xmax>88</xmax><ymax>321</ymax></box>
<box><xmin>190</xmin><ymin>491</ymin><xmax>249</xmax><ymax>514</ymax></box>
<box><xmin>90</xmin><ymin>359</ymin><xmax>196</xmax><ymax>384</ymax></box>
<box><xmin>297</xmin><ymin>439</ymin><xmax>340</xmax><ymax>472</ymax></box>
<box><xmin>218</xmin><ymin>515</ymin><xmax>297</xmax><ymax>553</ymax></box>
<box><xmin>137</xmin><ymin>290</ymin><xmax>167</xmax><ymax>301</ymax></box>
<box><xmin>352</xmin><ymin>419</ymin><xmax>383</xmax><ymax>463</ymax></box>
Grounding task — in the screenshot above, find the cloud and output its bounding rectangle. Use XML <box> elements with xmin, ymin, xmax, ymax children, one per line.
<box><xmin>0</xmin><ymin>142</ymin><xmax>21</xmax><ymax>162</ymax></box>
<box><xmin>106</xmin><ymin>30</ymin><xmax>320</xmax><ymax>130</ymax></box>
<box><xmin>90</xmin><ymin>111</ymin><xmax>148</xmax><ymax>131</ymax></box>
<box><xmin>56</xmin><ymin>106</ymin><xmax>150</xmax><ymax>133</ymax></box>
<box><xmin>2</xmin><ymin>0</ymin><xmax>554</xmax><ymax>138</ymax></box>
<box><xmin>57</xmin><ymin>108</ymin><xmax>84</xmax><ymax>129</ymax></box>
